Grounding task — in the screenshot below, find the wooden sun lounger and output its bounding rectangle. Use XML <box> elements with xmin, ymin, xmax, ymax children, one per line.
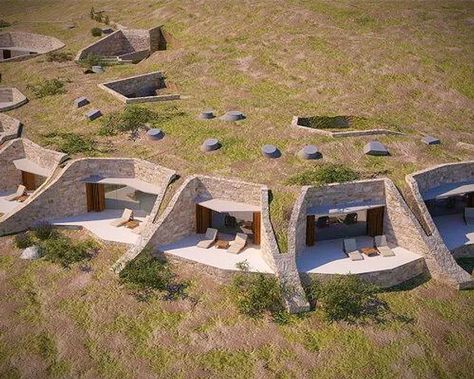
<box><xmin>228</xmin><ymin>233</ymin><xmax>248</xmax><ymax>254</ymax></box>
<box><xmin>343</xmin><ymin>238</ymin><xmax>364</xmax><ymax>261</ymax></box>
<box><xmin>5</xmin><ymin>185</ymin><xmax>26</xmax><ymax>201</ymax></box>
<box><xmin>110</xmin><ymin>208</ymin><xmax>134</xmax><ymax>227</ymax></box>
<box><xmin>374</xmin><ymin>235</ymin><xmax>395</xmax><ymax>257</ymax></box>
<box><xmin>197</xmin><ymin>228</ymin><xmax>218</xmax><ymax>249</ymax></box>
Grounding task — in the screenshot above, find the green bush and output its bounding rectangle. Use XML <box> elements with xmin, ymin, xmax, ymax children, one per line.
<box><xmin>229</xmin><ymin>273</ymin><xmax>285</xmax><ymax>318</ymax></box>
<box><xmin>46</xmin><ymin>51</ymin><xmax>73</xmax><ymax>63</ymax></box>
<box><xmin>32</xmin><ymin>221</ymin><xmax>56</xmax><ymax>241</ymax></box>
<box><xmin>99</xmin><ymin>106</ymin><xmax>158</xmax><ymax>136</ymax></box>
<box><xmin>119</xmin><ymin>253</ymin><xmax>188</xmax><ymax>301</ymax></box>
<box><xmin>0</xmin><ymin>19</ymin><xmax>11</xmax><ymax>28</ymax></box>
<box><xmin>27</xmin><ymin>79</ymin><xmax>65</xmax><ymax>98</ymax></box>
<box><xmin>310</xmin><ymin>275</ymin><xmax>386</xmax><ymax>322</ymax></box>
<box><xmin>91</xmin><ymin>27</ymin><xmax>102</xmax><ymax>37</ymax></box>
<box><xmin>43</xmin><ymin>132</ymin><xmax>98</xmax><ymax>155</ymax></box>
<box><xmin>286</xmin><ymin>164</ymin><xmax>359</xmax><ymax>186</ymax></box>
<box><xmin>79</xmin><ymin>53</ymin><xmax>105</xmax><ymax>69</ymax></box>
<box><xmin>40</xmin><ymin>235</ymin><xmax>97</xmax><ymax>268</ymax></box>
<box><xmin>14</xmin><ymin>232</ymin><xmax>34</xmax><ymax>249</ymax></box>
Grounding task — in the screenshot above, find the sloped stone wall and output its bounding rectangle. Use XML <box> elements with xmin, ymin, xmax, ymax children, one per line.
<box><xmin>0</xmin><ymin>139</ymin><xmax>24</xmax><ymax>191</ymax></box>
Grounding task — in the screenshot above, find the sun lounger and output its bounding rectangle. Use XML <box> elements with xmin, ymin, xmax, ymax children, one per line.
<box><xmin>133</xmin><ymin>216</ymin><xmax>149</xmax><ymax>234</ymax></box>
<box><xmin>343</xmin><ymin>238</ymin><xmax>364</xmax><ymax>261</ymax></box>
<box><xmin>5</xmin><ymin>185</ymin><xmax>26</xmax><ymax>201</ymax></box>
<box><xmin>374</xmin><ymin>235</ymin><xmax>395</xmax><ymax>257</ymax></box>
<box><xmin>228</xmin><ymin>233</ymin><xmax>248</xmax><ymax>254</ymax></box>
<box><xmin>464</xmin><ymin>208</ymin><xmax>474</xmax><ymax>225</ymax></box>
<box><xmin>197</xmin><ymin>227</ymin><xmax>218</xmax><ymax>249</ymax></box>
<box><xmin>110</xmin><ymin>208</ymin><xmax>134</xmax><ymax>227</ymax></box>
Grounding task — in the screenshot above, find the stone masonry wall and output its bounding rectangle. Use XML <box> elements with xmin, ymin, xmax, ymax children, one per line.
<box><xmin>0</xmin><ymin>139</ymin><xmax>24</xmax><ymax>191</ymax></box>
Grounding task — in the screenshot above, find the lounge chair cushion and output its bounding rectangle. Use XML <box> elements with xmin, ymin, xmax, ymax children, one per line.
<box><xmin>348</xmin><ymin>251</ymin><xmax>364</xmax><ymax>261</ymax></box>
<box><xmin>343</xmin><ymin>238</ymin><xmax>358</xmax><ymax>253</ymax></box>
<box><xmin>228</xmin><ymin>233</ymin><xmax>248</xmax><ymax>254</ymax></box>
<box><xmin>5</xmin><ymin>185</ymin><xmax>26</xmax><ymax>201</ymax></box>
<box><xmin>197</xmin><ymin>228</ymin><xmax>218</xmax><ymax>249</ymax></box>
<box><xmin>374</xmin><ymin>235</ymin><xmax>395</xmax><ymax>257</ymax></box>
<box><xmin>110</xmin><ymin>208</ymin><xmax>134</xmax><ymax>227</ymax></box>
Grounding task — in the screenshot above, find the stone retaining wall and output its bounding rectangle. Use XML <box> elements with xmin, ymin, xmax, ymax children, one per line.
<box><xmin>301</xmin><ymin>257</ymin><xmax>428</xmax><ymax>289</ymax></box>
<box><xmin>0</xmin><ymin>113</ymin><xmax>22</xmax><ymax>145</ymax></box>
<box><xmin>0</xmin><ymin>32</ymin><xmax>64</xmax><ymax>62</ymax></box>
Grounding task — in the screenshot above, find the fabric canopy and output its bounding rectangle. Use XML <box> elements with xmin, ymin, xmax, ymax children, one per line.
<box><xmin>421</xmin><ymin>180</ymin><xmax>474</xmax><ymax>201</ymax></box>
<box><xmin>81</xmin><ymin>175</ymin><xmax>161</xmax><ymax>195</ymax></box>
<box><xmin>197</xmin><ymin>198</ymin><xmax>260</xmax><ymax>213</ymax></box>
<box><xmin>307</xmin><ymin>199</ymin><xmax>385</xmax><ymax>217</ymax></box>
<box><xmin>13</xmin><ymin>158</ymin><xmax>51</xmax><ymax>177</ymax></box>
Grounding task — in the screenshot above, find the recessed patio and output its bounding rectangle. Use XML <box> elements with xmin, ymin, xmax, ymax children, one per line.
<box><xmin>433</xmin><ymin>214</ymin><xmax>474</xmax><ymax>251</ymax></box>
<box><xmin>159</xmin><ymin>234</ymin><xmax>274</xmax><ymax>273</ymax></box>
<box><xmin>297</xmin><ymin>235</ymin><xmax>422</xmax><ymax>275</ymax></box>
<box><xmin>50</xmin><ymin>209</ymin><xmax>146</xmax><ymax>244</ymax></box>
<box><xmin>0</xmin><ymin>191</ymin><xmax>23</xmax><ymax>217</ymax></box>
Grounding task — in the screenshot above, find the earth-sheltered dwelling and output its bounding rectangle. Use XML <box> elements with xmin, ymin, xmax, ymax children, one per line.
<box><xmin>406</xmin><ymin>162</ymin><xmax>474</xmax><ymax>289</ymax></box>
<box><xmin>99</xmin><ymin>71</ymin><xmax>179</xmax><ymax>104</ymax></box>
<box><xmin>0</xmin><ymin>158</ymin><xmax>176</xmax><ymax>245</ymax></box>
<box><xmin>287</xmin><ymin>177</ymin><xmax>473</xmax><ymax>289</ymax></box>
<box><xmin>0</xmin><ymin>113</ymin><xmax>22</xmax><ymax>145</ymax></box>
<box><xmin>0</xmin><ymin>138</ymin><xmax>67</xmax><ymax>219</ymax></box>
<box><xmin>0</xmin><ymin>87</ymin><xmax>28</xmax><ymax>112</ymax></box>
<box><xmin>113</xmin><ymin>175</ymin><xmax>310</xmax><ymax>313</ymax></box>
<box><xmin>75</xmin><ymin>26</ymin><xmax>166</xmax><ymax>64</ymax></box>
<box><xmin>0</xmin><ymin>31</ymin><xmax>65</xmax><ymax>62</ymax></box>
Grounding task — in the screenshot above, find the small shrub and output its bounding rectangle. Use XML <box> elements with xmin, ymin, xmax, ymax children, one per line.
<box><xmin>229</xmin><ymin>273</ymin><xmax>285</xmax><ymax>318</ymax></box>
<box><xmin>119</xmin><ymin>253</ymin><xmax>188</xmax><ymax>301</ymax></box>
<box><xmin>89</xmin><ymin>7</ymin><xmax>95</xmax><ymax>19</ymax></box>
<box><xmin>79</xmin><ymin>53</ymin><xmax>106</xmax><ymax>69</ymax></box>
<box><xmin>40</xmin><ymin>235</ymin><xmax>97</xmax><ymax>268</ymax></box>
<box><xmin>28</xmin><ymin>79</ymin><xmax>65</xmax><ymax>98</ymax></box>
<box><xmin>0</xmin><ymin>19</ymin><xmax>11</xmax><ymax>28</ymax></box>
<box><xmin>46</xmin><ymin>51</ymin><xmax>73</xmax><ymax>63</ymax></box>
<box><xmin>32</xmin><ymin>221</ymin><xmax>55</xmax><ymax>241</ymax></box>
<box><xmin>286</xmin><ymin>164</ymin><xmax>359</xmax><ymax>186</ymax></box>
<box><xmin>15</xmin><ymin>232</ymin><xmax>34</xmax><ymax>249</ymax></box>
<box><xmin>91</xmin><ymin>27</ymin><xmax>102</xmax><ymax>37</ymax></box>
<box><xmin>313</xmin><ymin>275</ymin><xmax>386</xmax><ymax>322</ymax></box>
<box><xmin>99</xmin><ymin>106</ymin><xmax>158</xmax><ymax>136</ymax></box>
<box><xmin>104</xmin><ymin>15</ymin><xmax>110</xmax><ymax>25</ymax></box>
<box><xmin>43</xmin><ymin>132</ymin><xmax>98</xmax><ymax>155</ymax></box>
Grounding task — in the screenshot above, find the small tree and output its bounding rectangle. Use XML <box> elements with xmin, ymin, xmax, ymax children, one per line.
<box><xmin>90</xmin><ymin>7</ymin><xmax>95</xmax><ymax>19</ymax></box>
<box><xmin>104</xmin><ymin>15</ymin><xmax>110</xmax><ymax>25</ymax></box>
<box><xmin>91</xmin><ymin>27</ymin><xmax>102</xmax><ymax>37</ymax></box>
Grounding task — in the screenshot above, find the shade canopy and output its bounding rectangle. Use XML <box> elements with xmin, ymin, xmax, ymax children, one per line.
<box><xmin>307</xmin><ymin>199</ymin><xmax>385</xmax><ymax>217</ymax></box>
<box><xmin>421</xmin><ymin>180</ymin><xmax>474</xmax><ymax>201</ymax></box>
<box><xmin>13</xmin><ymin>158</ymin><xmax>52</xmax><ymax>177</ymax></box>
<box><xmin>197</xmin><ymin>198</ymin><xmax>260</xmax><ymax>213</ymax></box>
<box><xmin>81</xmin><ymin>175</ymin><xmax>161</xmax><ymax>195</ymax></box>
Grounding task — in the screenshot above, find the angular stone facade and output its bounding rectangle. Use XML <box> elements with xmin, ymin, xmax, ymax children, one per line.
<box><xmin>0</xmin><ymin>138</ymin><xmax>66</xmax><ymax>192</ymax></box>
<box><xmin>0</xmin><ymin>31</ymin><xmax>65</xmax><ymax>62</ymax></box>
<box><xmin>0</xmin><ymin>157</ymin><xmax>175</xmax><ymax>236</ymax></box>
<box><xmin>288</xmin><ymin>179</ymin><xmax>438</xmax><ymax>288</ymax></box>
<box><xmin>75</xmin><ymin>26</ymin><xmax>164</xmax><ymax>63</ymax></box>
<box><xmin>0</xmin><ymin>113</ymin><xmax>22</xmax><ymax>145</ymax></box>
<box><xmin>405</xmin><ymin>162</ymin><xmax>474</xmax><ymax>289</ymax></box>
<box><xmin>0</xmin><ymin>87</ymin><xmax>28</xmax><ymax>112</ymax></box>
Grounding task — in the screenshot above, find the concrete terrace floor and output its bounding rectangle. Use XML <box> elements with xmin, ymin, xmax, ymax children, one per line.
<box><xmin>433</xmin><ymin>213</ymin><xmax>474</xmax><ymax>251</ymax></box>
<box><xmin>297</xmin><ymin>235</ymin><xmax>422</xmax><ymax>275</ymax></box>
<box><xmin>50</xmin><ymin>209</ymin><xmax>147</xmax><ymax>244</ymax></box>
<box><xmin>159</xmin><ymin>234</ymin><xmax>274</xmax><ymax>273</ymax></box>
<box><xmin>0</xmin><ymin>191</ymin><xmax>23</xmax><ymax>216</ymax></box>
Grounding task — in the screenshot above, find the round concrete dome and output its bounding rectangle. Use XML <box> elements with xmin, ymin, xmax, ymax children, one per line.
<box><xmin>201</xmin><ymin>138</ymin><xmax>221</xmax><ymax>152</ymax></box>
<box><xmin>146</xmin><ymin>128</ymin><xmax>165</xmax><ymax>140</ymax></box>
<box><xmin>198</xmin><ymin>110</ymin><xmax>216</xmax><ymax>119</ymax></box>
<box><xmin>262</xmin><ymin>144</ymin><xmax>281</xmax><ymax>158</ymax></box>
<box><xmin>220</xmin><ymin>111</ymin><xmax>245</xmax><ymax>121</ymax></box>
<box><xmin>298</xmin><ymin>145</ymin><xmax>320</xmax><ymax>160</ymax></box>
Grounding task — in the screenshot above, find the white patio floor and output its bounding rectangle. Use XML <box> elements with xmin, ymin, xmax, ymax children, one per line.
<box><xmin>433</xmin><ymin>213</ymin><xmax>474</xmax><ymax>251</ymax></box>
<box><xmin>50</xmin><ymin>209</ymin><xmax>146</xmax><ymax>244</ymax></box>
<box><xmin>159</xmin><ymin>234</ymin><xmax>274</xmax><ymax>273</ymax></box>
<box><xmin>297</xmin><ymin>236</ymin><xmax>422</xmax><ymax>274</ymax></box>
<box><xmin>0</xmin><ymin>191</ymin><xmax>23</xmax><ymax>216</ymax></box>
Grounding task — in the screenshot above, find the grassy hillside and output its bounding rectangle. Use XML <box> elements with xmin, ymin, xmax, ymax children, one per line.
<box><xmin>0</xmin><ymin>233</ymin><xmax>473</xmax><ymax>378</ymax></box>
